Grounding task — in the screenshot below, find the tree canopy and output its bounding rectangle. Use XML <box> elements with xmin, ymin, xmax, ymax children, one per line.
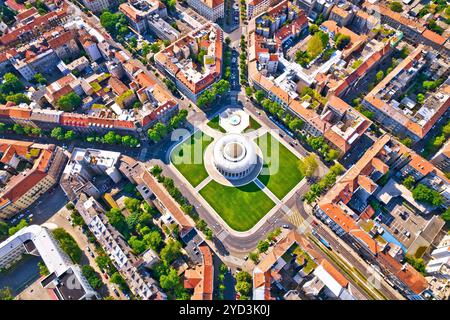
<box><xmin>57</xmin><ymin>92</ymin><xmax>82</xmax><ymax>112</ymax></box>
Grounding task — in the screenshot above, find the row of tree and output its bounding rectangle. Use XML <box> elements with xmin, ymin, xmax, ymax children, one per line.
<box><xmin>197</xmin><ymin>80</ymin><xmax>231</xmax><ymax>108</ymax></box>
<box><xmin>304</xmin><ymin>163</ymin><xmax>345</xmax><ymax>204</ymax></box>
<box><xmin>147</xmin><ymin>109</ymin><xmax>188</xmax><ymax>142</ymax></box>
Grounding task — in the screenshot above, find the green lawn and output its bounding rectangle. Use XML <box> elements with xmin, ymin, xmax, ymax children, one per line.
<box><xmin>256</xmin><ymin>133</ymin><xmax>303</xmax><ymax>199</ymax></box>
<box><xmin>199</xmin><ymin>181</ymin><xmax>275</xmax><ymax>231</ymax></box>
<box><xmin>244</xmin><ymin>115</ymin><xmax>262</xmax><ymax>133</ymax></box>
<box><xmin>207</xmin><ymin>116</ymin><xmax>226</xmax><ymax>133</ymax></box>
<box><xmin>171</xmin><ymin>132</ymin><xmax>213</xmax><ymax>187</ymax></box>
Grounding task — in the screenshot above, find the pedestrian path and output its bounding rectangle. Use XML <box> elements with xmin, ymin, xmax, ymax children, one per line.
<box><xmin>254</xmin><ymin>178</ymin><xmax>281</xmax><ymax>205</ymax></box>
<box><xmin>194</xmin><ymin>176</ymin><xmax>212</xmax><ymax>192</ymax></box>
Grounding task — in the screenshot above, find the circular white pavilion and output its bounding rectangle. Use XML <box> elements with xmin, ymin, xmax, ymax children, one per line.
<box><xmin>213</xmin><ymin>133</ymin><xmax>257</xmax><ymax>180</ymax></box>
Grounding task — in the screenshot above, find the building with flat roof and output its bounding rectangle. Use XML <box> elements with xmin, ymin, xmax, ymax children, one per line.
<box><xmin>0</xmin><ymin>225</ymin><xmax>99</xmax><ymax>300</ymax></box>
<box><xmin>60</xmin><ymin>148</ymin><xmax>122</xmax><ymax>201</ymax></box>
<box><xmin>119</xmin><ymin>0</ymin><xmax>168</xmax><ymax>34</ymax></box>
<box><xmin>0</xmin><ymin>139</ymin><xmax>67</xmax><ymax>220</ymax></box>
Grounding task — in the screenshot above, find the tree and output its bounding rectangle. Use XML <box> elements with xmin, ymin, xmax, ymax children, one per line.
<box><xmin>329</xmin><ymin>163</ymin><xmax>345</xmax><ymax>175</ymax></box>
<box><xmin>33</xmin><ymin>73</ymin><xmax>47</xmax><ymax>85</ymax></box>
<box><xmin>124</xmin><ymin>197</ymin><xmax>141</xmax><ymax>213</ymax></box>
<box><xmin>110</xmin><ymin>272</ymin><xmax>128</xmax><ymax>292</ymax></box>
<box><xmin>389</xmin><ymin>1</ymin><xmax>403</xmax><ymax>12</ymax></box>
<box><xmin>160</xmin><ymin>239</ymin><xmax>182</xmax><ymax>265</ymax></box>
<box><xmin>249</xmin><ymin>252</ymin><xmax>259</xmax><ymax>263</ymax></box>
<box><xmin>400</xmin><ymin>137</ymin><xmax>413</xmax><ymax>147</ymax></box>
<box><xmin>8</xmin><ymin>219</ymin><xmax>28</xmax><ymax>236</ymax></box>
<box><xmin>143</xmin><ymin>230</ymin><xmax>162</xmax><ymax>251</ymax></box>
<box><xmin>159</xmin><ymin>267</ymin><xmax>181</xmax><ymax>291</ymax></box>
<box><xmin>52</xmin><ymin>228</ymin><xmax>82</xmax><ymax>263</ymax></box>
<box><xmin>309</xmin><ymin>24</ymin><xmax>319</xmax><ymax>35</ymax></box>
<box><xmin>106</xmin><ymin>208</ymin><xmax>129</xmax><ymax>238</ymax></box>
<box><xmin>325</xmin><ymin>149</ymin><xmax>340</xmax><ymax>162</ymax></box>
<box><xmin>12</xmin><ymin>123</ymin><xmax>24</xmax><ymax>135</ymax></box>
<box><xmin>96</xmin><ymin>254</ymin><xmax>114</xmax><ymax>272</ymax></box>
<box><xmin>412</xmin><ymin>184</ymin><xmax>443</xmax><ymax>206</ymax></box>
<box><xmin>64</xmin><ymin>130</ymin><xmax>76</xmax><ymax>140</ymax></box>
<box><xmin>104</xmin><ymin>131</ymin><xmax>119</xmax><ymax>144</ymax></box>
<box><xmin>150</xmin><ymin>42</ymin><xmax>161</xmax><ymax>53</ymax></box>
<box><xmin>71</xmin><ymin>210</ymin><xmax>84</xmax><ymax>226</ymax></box>
<box><xmin>31</xmin><ymin>127</ymin><xmax>42</xmax><ymax>136</ymax></box>
<box><xmin>416</xmin><ymin>93</ymin><xmax>425</xmax><ymax>104</ymax></box>
<box><xmin>82</xmin><ymin>265</ymin><xmax>103</xmax><ymax>290</ymax></box>
<box><xmin>375</xmin><ymin>70</ymin><xmax>385</xmax><ymax>83</ymax></box>
<box><xmin>335</xmin><ymin>34</ymin><xmax>351</xmax><ymax>50</ymax></box>
<box><xmin>307</xmin><ymin>31</ymin><xmax>327</xmax><ymax>58</ymax></box>
<box><xmin>0</xmin><ymin>287</ymin><xmax>13</xmax><ymax>300</ymax></box>
<box><xmin>57</xmin><ymin>92</ymin><xmax>82</xmax><ymax>112</ymax></box>
<box><xmin>298</xmin><ymin>155</ymin><xmax>318</xmax><ymax>178</ymax></box>
<box><xmin>288</xmin><ymin>118</ymin><xmax>303</xmax><ymax>131</ymax></box>
<box><xmin>245</xmin><ymin>86</ymin><xmax>253</xmax><ymax>97</ymax></box>
<box><xmin>442</xmin><ymin>207</ymin><xmax>450</xmax><ymax>223</ymax></box>
<box><xmin>1</xmin><ymin>73</ymin><xmax>24</xmax><ymax>94</ymax></box>
<box><xmin>257</xmin><ymin>240</ymin><xmax>269</xmax><ymax>253</ymax></box>
<box><xmin>235</xmin><ymin>271</ymin><xmax>251</xmax><ymax>283</ymax></box>
<box><xmin>0</xmin><ymin>221</ymin><xmax>8</xmax><ymax>238</ymax></box>
<box><xmin>6</xmin><ymin>93</ymin><xmax>30</xmax><ymax>104</ymax></box>
<box><xmin>129</xmin><ymin>236</ymin><xmax>147</xmax><ymax>254</ymax></box>
<box><xmin>50</xmin><ymin>127</ymin><xmax>65</xmax><ymax>140</ymax></box>
<box><xmin>402</xmin><ymin>176</ymin><xmax>415</xmax><ymax>190</ymax></box>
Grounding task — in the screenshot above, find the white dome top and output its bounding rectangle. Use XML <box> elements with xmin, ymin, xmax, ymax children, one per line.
<box><xmin>213</xmin><ymin>134</ymin><xmax>257</xmax><ymax>176</ymax></box>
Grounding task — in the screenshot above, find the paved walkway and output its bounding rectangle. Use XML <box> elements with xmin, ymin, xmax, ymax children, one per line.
<box><xmin>194</xmin><ymin>176</ymin><xmax>212</xmax><ymax>192</ymax></box>
<box><xmin>254</xmin><ymin>178</ymin><xmax>281</xmax><ymax>205</ymax></box>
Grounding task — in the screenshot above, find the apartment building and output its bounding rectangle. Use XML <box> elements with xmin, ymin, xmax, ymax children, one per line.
<box><xmin>313</xmin><ymin>133</ymin><xmax>450</xmax><ymax>297</ymax></box>
<box><xmin>75</xmin><ymin>194</ymin><xmax>166</xmax><ymax>300</ymax></box>
<box><xmin>0</xmin><ymin>140</ymin><xmax>68</xmax><ymax>220</ymax></box>
<box><xmin>246</xmin><ymin>0</ymin><xmax>278</xmax><ymax>20</ymax></box>
<box><xmin>154</xmin><ymin>23</ymin><xmax>223</xmax><ymax>103</ymax></box>
<box><xmin>0</xmin><ymin>225</ymin><xmax>99</xmax><ymax>300</ymax></box>
<box><xmin>60</xmin><ymin>148</ymin><xmax>122</xmax><ymax>201</ymax></box>
<box><xmin>187</xmin><ymin>0</ymin><xmax>224</xmax><ymax>22</ymax></box>
<box><xmin>253</xmin><ymin>231</ymin><xmax>358</xmax><ymax>300</ymax></box>
<box><xmin>119</xmin><ymin>0</ymin><xmax>168</xmax><ymax>34</ymax></box>
<box><xmin>362</xmin><ymin>45</ymin><xmax>450</xmax><ymax>143</ymax></box>
<box><xmin>82</xmin><ymin>0</ymin><xmax>113</xmax><ymax>13</ymax></box>
<box><xmin>0</xmin><ymin>5</ymin><xmax>69</xmax><ymax>47</ymax></box>
<box><xmin>431</xmin><ymin>140</ymin><xmax>450</xmax><ymax>173</ymax></box>
<box><xmin>364</xmin><ymin>3</ymin><xmax>449</xmax><ymax>56</ymax></box>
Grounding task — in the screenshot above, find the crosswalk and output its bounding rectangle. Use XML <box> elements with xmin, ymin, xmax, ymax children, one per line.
<box><xmin>287</xmin><ymin>209</ymin><xmax>304</xmax><ymax>228</ymax></box>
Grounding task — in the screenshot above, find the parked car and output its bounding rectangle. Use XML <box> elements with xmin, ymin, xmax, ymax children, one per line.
<box><xmin>282</xmin><ymin>224</ymin><xmax>290</xmax><ymax>229</ymax></box>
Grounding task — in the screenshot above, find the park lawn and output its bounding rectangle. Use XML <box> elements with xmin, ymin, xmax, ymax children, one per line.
<box><xmin>207</xmin><ymin>116</ymin><xmax>226</xmax><ymax>133</ymax></box>
<box><xmin>199</xmin><ymin>181</ymin><xmax>275</xmax><ymax>232</ymax></box>
<box><xmin>256</xmin><ymin>133</ymin><xmax>303</xmax><ymax>200</ymax></box>
<box><xmin>171</xmin><ymin>132</ymin><xmax>213</xmax><ymax>187</ymax></box>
